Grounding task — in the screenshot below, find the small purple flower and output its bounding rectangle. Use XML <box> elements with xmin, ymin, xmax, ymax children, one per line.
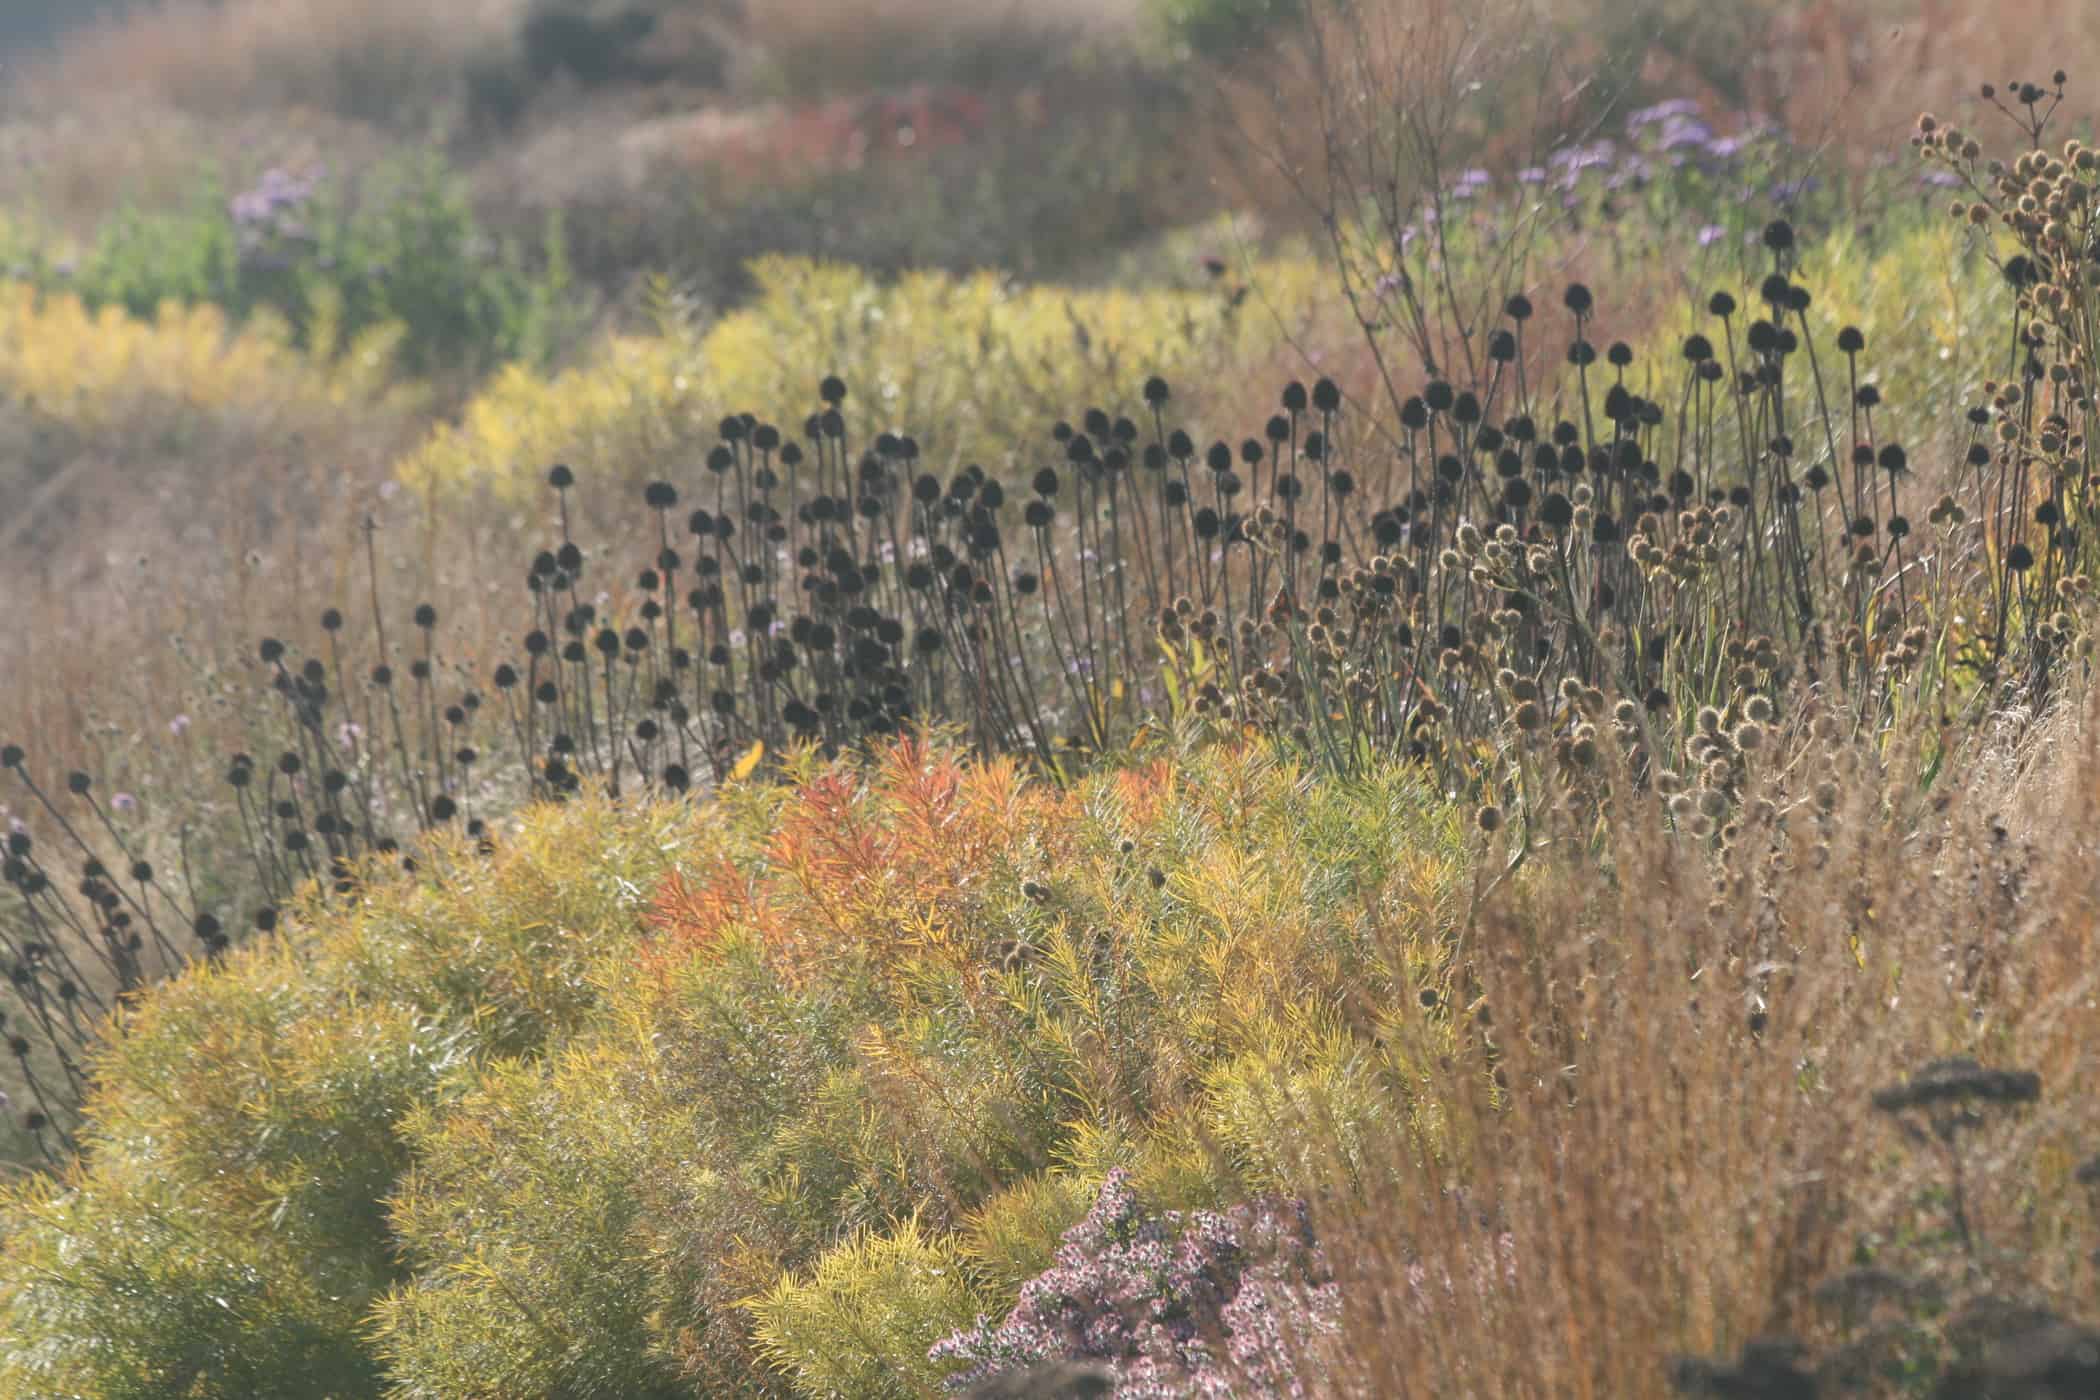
<box><xmin>337</xmin><ymin>722</ymin><xmax>365</xmax><ymax>751</ymax></box>
<box><xmin>1655</xmin><ymin>115</ymin><xmax>1716</xmax><ymax>153</ymax></box>
<box><xmin>1697</xmin><ymin>224</ymin><xmax>1727</xmax><ymax>247</ymax></box>
<box><xmin>1628</xmin><ymin>97</ymin><xmax>1702</xmax><ymax>131</ymax></box>
<box><xmin>1770</xmin><ymin>176</ymin><xmax>1820</xmax><ymax>205</ymax></box>
<box><xmin>1516</xmin><ymin>165</ymin><xmax>1547</xmax><ymax>185</ymax></box>
<box><xmin>110</xmin><ymin>792</ymin><xmax>138</xmax><ymax>815</ymax></box>
<box><xmin>168</xmin><ymin>714</ymin><xmax>192</xmax><ymax>738</ymax></box>
<box><xmin>1605</xmin><ymin>154</ymin><xmax>1655</xmax><ymax>191</ymax></box>
<box><xmin>1919</xmin><ymin>169</ymin><xmax>1963</xmax><ymax>189</ymax></box>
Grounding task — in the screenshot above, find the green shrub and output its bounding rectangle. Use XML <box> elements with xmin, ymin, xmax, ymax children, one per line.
<box><xmin>373</xmin><ymin>1049</ymin><xmax>700</xmax><ymax>1400</ymax></box>
<box><xmin>743</xmin><ymin>1218</ymin><xmax>984</xmax><ymax>1399</ymax></box>
<box><xmin>10</xmin><ymin>149</ymin><xmax>581</xmax><ymax>375</ymax></box>
<box><xmin>0</xmin><ymin>799</ymin><xmax>697</xmax><ymax>1397</ymax></box>
<box><xmin>1152</xmin><ymin>0</ymin><xmax>1299</xmax><ymax>61</ymax></box>
<box><xmin>0</xmin><ymin>1164</ymin><xmax>383</xmax><ymax>1400</ymax></box>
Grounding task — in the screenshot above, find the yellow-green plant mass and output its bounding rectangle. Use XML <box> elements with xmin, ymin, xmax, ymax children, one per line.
<box><xmin>400</xmin><ymin>255</ymin><xmax>1329</xmax><ymax>501</ymax></box>
<box><xmin>9</xmin><ymin>2</ymin><xmax>2100</xmax><ymax>1393</ymax></box>
<box><xmin>0</xmin><ymin>742</ymin><xmax>1466</xmax><ymax>1397</ymax></box>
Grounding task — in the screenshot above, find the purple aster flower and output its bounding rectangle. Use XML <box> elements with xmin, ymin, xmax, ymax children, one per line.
<box><xmin>1656</xmin><ymin>115</ymin><xmax>1716</xmax><ymax>152</ymax></box>
<box><xmin>1628</xmin><ymin>97</ymin><xmax>1702</xmax><ymax>130</ymax></box>
<box><xmin>1698</xmin><ymin>224</ymin><xmax>1727</xmax><ymax>247</ymax></box>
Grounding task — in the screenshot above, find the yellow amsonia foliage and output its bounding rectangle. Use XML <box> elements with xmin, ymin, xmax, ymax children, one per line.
<box><xmin>0</xmin><ymin>282</ymin><xmax>407</xmax><ymax>438</ymax></box>
<box><xmin>400</xmin><ymin>254</ymin><xmax>1330</xmax><ymax>502</ymax></box>
<box><xmin>1622</xmin><ymin>220</ymin><xmax>2004</xmax><ymax>454</ymax></box>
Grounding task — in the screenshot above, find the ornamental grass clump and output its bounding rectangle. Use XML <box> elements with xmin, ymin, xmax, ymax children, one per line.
<box><xmin>1670</xmin><ymin>1055</ymin><xmax>2100</xmax><ymax>1398</ymax></box>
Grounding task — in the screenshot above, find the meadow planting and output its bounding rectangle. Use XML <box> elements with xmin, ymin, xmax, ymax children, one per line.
<box><xmin>1</xmin><ymin>0</ymin><xmax>2098</xmax><ymax>1395</ymax></box>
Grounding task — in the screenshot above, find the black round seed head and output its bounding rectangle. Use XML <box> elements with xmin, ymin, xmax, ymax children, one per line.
<box><xmin>645</xmin><ymin>481</ymin><xmax>678</xmax><ymax>509</ymax></box>
<box><xmin>548</xmin><ymin>464</ymin><xmax>574</xmax><ymax>490</ymax></box>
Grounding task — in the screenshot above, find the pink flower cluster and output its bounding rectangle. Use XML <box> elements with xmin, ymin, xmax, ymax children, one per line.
<box><xmin>931</xmin><ymin>1170</ymin><xmax>1341</xmax><ymax>1398</ymax></box>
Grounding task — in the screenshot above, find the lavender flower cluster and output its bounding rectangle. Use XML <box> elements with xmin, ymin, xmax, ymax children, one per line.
<box><xmin>1535</xmin><ymin>100</ymin><xmax>1788</xmax><ymax>201</ymax></box>
<box><xmin>931</xmin><ymin>1171</ymin><xmax>1341</xmax><ymax>1399</ymax></box>
<box><xmin>227</xmin><ymin>166</ymin><xmax>323</xmax><ymax>263</ymax></box>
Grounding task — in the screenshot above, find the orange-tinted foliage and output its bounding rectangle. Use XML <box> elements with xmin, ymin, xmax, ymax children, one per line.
<box><xmin>644</xmin><ymin>738</ymin><xmax>1075</xmax><ymax>981</ymax></box>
